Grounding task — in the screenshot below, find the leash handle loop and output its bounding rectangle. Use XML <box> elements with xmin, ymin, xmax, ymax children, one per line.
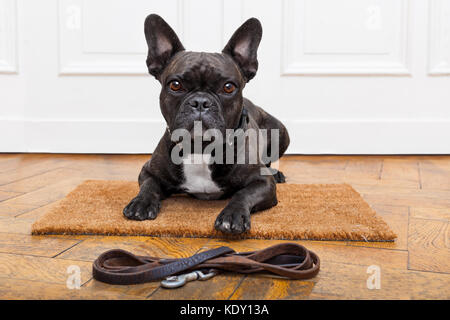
<box><xmin>93</xmin><ymin>243</ymin><xmax>320</xmax><ymax>286</ymax></box>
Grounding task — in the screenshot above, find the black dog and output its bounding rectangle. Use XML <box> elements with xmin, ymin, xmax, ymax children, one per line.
<box><xmin>123</xmin><ymin>14</ymin><xmax>290</xmax><ymax>234</ymax></box>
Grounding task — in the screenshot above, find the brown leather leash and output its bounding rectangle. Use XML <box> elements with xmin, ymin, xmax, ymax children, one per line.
<box><xmin>92</xmin><ymin>243</ymin><xmax>320</xmax><ymax>288</ymax></box>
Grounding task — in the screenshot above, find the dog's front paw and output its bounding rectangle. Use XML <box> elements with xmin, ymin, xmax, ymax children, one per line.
<box><xmin>123</xmin><ymin>196</ymin><xmax>160</xmax><ymax>221</ymax></box>
<box><xmin>214</xmin><ymin>206</ymin><xmax>251</xmax><ymax>234</ymax></box>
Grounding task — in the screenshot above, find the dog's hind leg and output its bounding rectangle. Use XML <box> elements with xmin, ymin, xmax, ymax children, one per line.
<box><xmin>259</xmin><ymin>113</ymin><xmax>290</xmax><ymax>183</ymax></box>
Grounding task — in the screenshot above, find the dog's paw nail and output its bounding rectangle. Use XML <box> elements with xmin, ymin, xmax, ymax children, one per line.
<box><xmin>231</xmin><ymin>226</ymin><xmax>242</xmax><ymax>234</ymax></box>
<box><xmin>147</xmin><ymin>209</ymin><xmax>157</xmax><ymax>219</ymax></box>
<box><xmin>123</xmin><ymin>197</ymin><xmax>160</xmax><ymax>221</ymax></box>
<box><xmin>215</xmin><ymin>209</ymin><xmax>250</xmax><ymax>234</ymax></box>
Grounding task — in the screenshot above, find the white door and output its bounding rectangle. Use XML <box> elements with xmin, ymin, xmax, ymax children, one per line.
<box><xmin>1</xmin><ymin>0</ymin><xmax>449</xmax><ymax>153</ymax></box>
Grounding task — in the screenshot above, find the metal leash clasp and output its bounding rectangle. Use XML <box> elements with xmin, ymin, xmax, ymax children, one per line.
<box><xmin>161</xmin><ymin>270</ymin><xmax>217</xmax><ymax>289</ymax></box>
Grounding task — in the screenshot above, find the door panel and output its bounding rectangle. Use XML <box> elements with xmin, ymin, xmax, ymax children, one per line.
<box><xmin>0</xmin><ymin>0</ymin><xmax>449</xmax><ymax>153</ymax></box>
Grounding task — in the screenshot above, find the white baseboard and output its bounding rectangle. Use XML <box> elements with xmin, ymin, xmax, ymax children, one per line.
<box><xmin>25</xmin><ymin>119</ymin><xmax>165</xmax><ymax>154</ymax></box>
<box><xmin>284</xmin><ymin>119</ymin><xmax>450</xmax><ymax>154</ymax></box>
<box><xmin>0</xmin><ymin>119</ymin><xmax>25</xmax><ymax>152</ymax></box>
<box><xmin>1</xmin><ymin>118</ymin><xmax>449</xmax><ymax>154</ymax></box>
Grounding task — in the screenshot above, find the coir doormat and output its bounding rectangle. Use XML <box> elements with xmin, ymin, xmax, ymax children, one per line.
<box><xmin>31</xmin><ymin>180</ymin><xmax>396</xmax><ymax>241</ymax></box>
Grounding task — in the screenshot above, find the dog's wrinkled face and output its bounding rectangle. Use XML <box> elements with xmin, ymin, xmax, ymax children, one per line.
<box><xmin>144</xmin><ymin>14</ymin><xmax>262</xmax><ymax>136</ymax></box>
<box><xmin>160</xmin><ymin>52</ymin><xmax>243</xmax><ymax>136</ymax></box>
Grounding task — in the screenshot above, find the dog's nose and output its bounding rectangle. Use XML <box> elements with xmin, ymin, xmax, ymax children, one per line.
<box><xmin>188</xmin><ymin>97</ymin><xmax>212</xmax><ymax>111</ymax></box>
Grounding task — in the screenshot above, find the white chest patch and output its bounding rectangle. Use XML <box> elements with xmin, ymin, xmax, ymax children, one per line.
<box><xmin>181</xmin><ymin>154</ymin><xmax>223</xmax><ymax>199</ymax></box>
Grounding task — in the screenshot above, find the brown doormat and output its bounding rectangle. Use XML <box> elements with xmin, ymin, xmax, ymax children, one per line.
<box><xmin>32</xmin><ymin>180</ymin><xmax>396</xmax><ymax>241</ymax></box>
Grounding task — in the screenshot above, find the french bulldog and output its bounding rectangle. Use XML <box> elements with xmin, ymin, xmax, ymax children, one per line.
<box><xmin>123</xmin><ymin>14</ymin><xmax>290</xmax><ymax>234</ymax></box>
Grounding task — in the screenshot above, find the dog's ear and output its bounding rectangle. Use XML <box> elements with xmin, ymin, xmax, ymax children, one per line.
<box><xmin>222</xmin><ymin>18</ymin><xmax>262</xmax><ymax>82</ymax></box>
<box><xmin>144</xmin><ymin>14</ymin><xmax>184</xmax><ymax>79</ymax></box>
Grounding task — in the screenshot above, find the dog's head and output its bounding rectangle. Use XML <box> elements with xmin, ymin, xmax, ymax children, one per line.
<box><xmin>144</xmin><ymin>14</ymin><xmax>262</xmax><ymax>137</ymax></box>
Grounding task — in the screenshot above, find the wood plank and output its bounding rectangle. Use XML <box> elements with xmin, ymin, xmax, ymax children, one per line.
<box><xmin>61</xmin><ymin>154</ymin><xmax>147</xmax><ymax>169</ymax></box>
<box><xmin>149</xmin><ymin>273</ymin><xmax>243</xmax><ymax>300</ymax></box>
<box><xmin>0</xmin><ymin>233</ymin><xmax>80</xmax><ymax>257</ymax></box>
<box><xmin>102</xmin><ymin>154</ymin><xmax>149</xmax><ymax>167</ymax></box>
<box><xmin>280</xmin><ymin>155</ymin><xmax>354</xmax><ymax>162</ymax></box>
<box><xmin>0</xmin><ymin>252</ymin><xmax>92</xmax><ymax>284</ymax></box>
<box><xmin>0</xmin><ymin>168</ymin><xmax>82</xmax><ymax>193</ymax></box>
<box><xmin>0</xmin><ymin>203</ymin><xmax>37</xmax><ymax>218</ymax></box>
<box><xmin>64</xmin><ymin>154</ymin><xmax>147</xmax><ymax>180</ymax></box>
<box><xmin>0</xmin><ymin>159</ymin><xmax>69</xmax><ymax>186</ymax></box>
<box><xmin>345</xmin><ymin>205</ymin><xmax>409</xmax><ymax>250</ymax></box>
<box><xmin>83</xmin><ymin>277</ymin><xmax>159</xmax><ymax>299</ymax></box>
<box><xmin>280</xmin><ymin>169</ymin><xmax>345</xmax><ymax>185</ymax></box>
<box><xmin>311</xmin><ymin>261</ymin><xmax>450</xmax><ymax>299</ymax></box>
<box><xmin>0</xmin><ymin>202</ymin><xmax>59</xmax><ymax>234</ymax></box>
<box><xmin>229</xmin><ymin>276</ymin><xmax>314</xmax><ymax>300</ymax></box>
<box><xmin>409</xmin><ymin>207</ymin><xmax>449</xmax><ymax>221</ymax></box>
<box><xmin>408</xmin><ymin>218</ymin><xmax>450</xmax><ymax>273</ymax></box>
<box><xmin>280</xmin><ymin>156</ymin><xmax>428</xmax><ymax>189</ymax></box>
<box><xmin>344</xmin><ymin>158</ymin><xmax>383</xmax><ymax>179</ymax></box>
<box><xmin>0</xmin><ymin>159</ymin><xmax>19</xmax><ymax>174</ymax></box>
<box><xmin>419</xmin><ymin>160</ymin><xmax>450</xmax><ymax>191</ymax></box>
<box><xmin>380</xmin><ymin>159</ymin><xmax>421</xmax><ymax>189</ymax></box>
<box><xmin>290</xmin><ymin>174</ymin><xmax>419</xmax><ymax>191</ymax></box>
<box><xmin>282</xmin><ymin>166</ymin><xmax>420</xmax><ymax>190</ymax></box>
<box><xmin>0</xmin><ymin>217</ymin><xmax>34</xmax><ymax>234</ymax></box>
<box><xmin>0</xmin><ymin>155</ymin><xmax>30</xmax><ymax>173</ymax></box>
<box><xmin>0</xmin><ymin>277</ymin><xmax>140</xmax><ymax>300</ymax></box>
<box><xmin>355</xmin><ymin>184</ymin><xmax>450</xmax><ymax>209</ymax></box>
<box><xmin>0</xmin><ymin>154</ymin><xmax>19</xmax><ymax>160</ymax></box>
<box><xmin>307</xmin><ymin>292</ymin><xmax>343</xmax><ymax>300</ymax></box>
<box><xmin>0</xmin><ymin>177</ymin><xmax>84</xmax><ymax>207</ymax></box>
<box><xmin>75</xmin><ymin>164</ymin><xmax>140</xmax><ymax>181</ymax></box>
<box><xmin>280</xmin><ymin>158</ymin><xmax>348</xmax><ymax>170</ymax></box>
<box><xmin>56</xmin><ymin>236</ymin><xmax>210</xmax><ymax>261</ymax></box>
<box><xmin>0</xmin><ymin>190</ymin><xmax>21</xmax><ymax>201</ymax></box>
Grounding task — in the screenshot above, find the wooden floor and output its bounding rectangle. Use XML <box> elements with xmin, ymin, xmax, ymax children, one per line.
<box><xmin>0</xmin><ymin>154</ymin><xmax>448</xmax><ymax>300</ymax></box>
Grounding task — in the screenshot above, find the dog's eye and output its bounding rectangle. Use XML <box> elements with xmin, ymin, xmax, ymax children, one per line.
<box><xmin>223</xmin><ymin>82</ymin><xmax>236</xmax><ymax>94</ymax></box>
<box><xmin>169</xmin><ymin>80</ymin><xmax>182</xmax><ymax>92</ymax></box>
